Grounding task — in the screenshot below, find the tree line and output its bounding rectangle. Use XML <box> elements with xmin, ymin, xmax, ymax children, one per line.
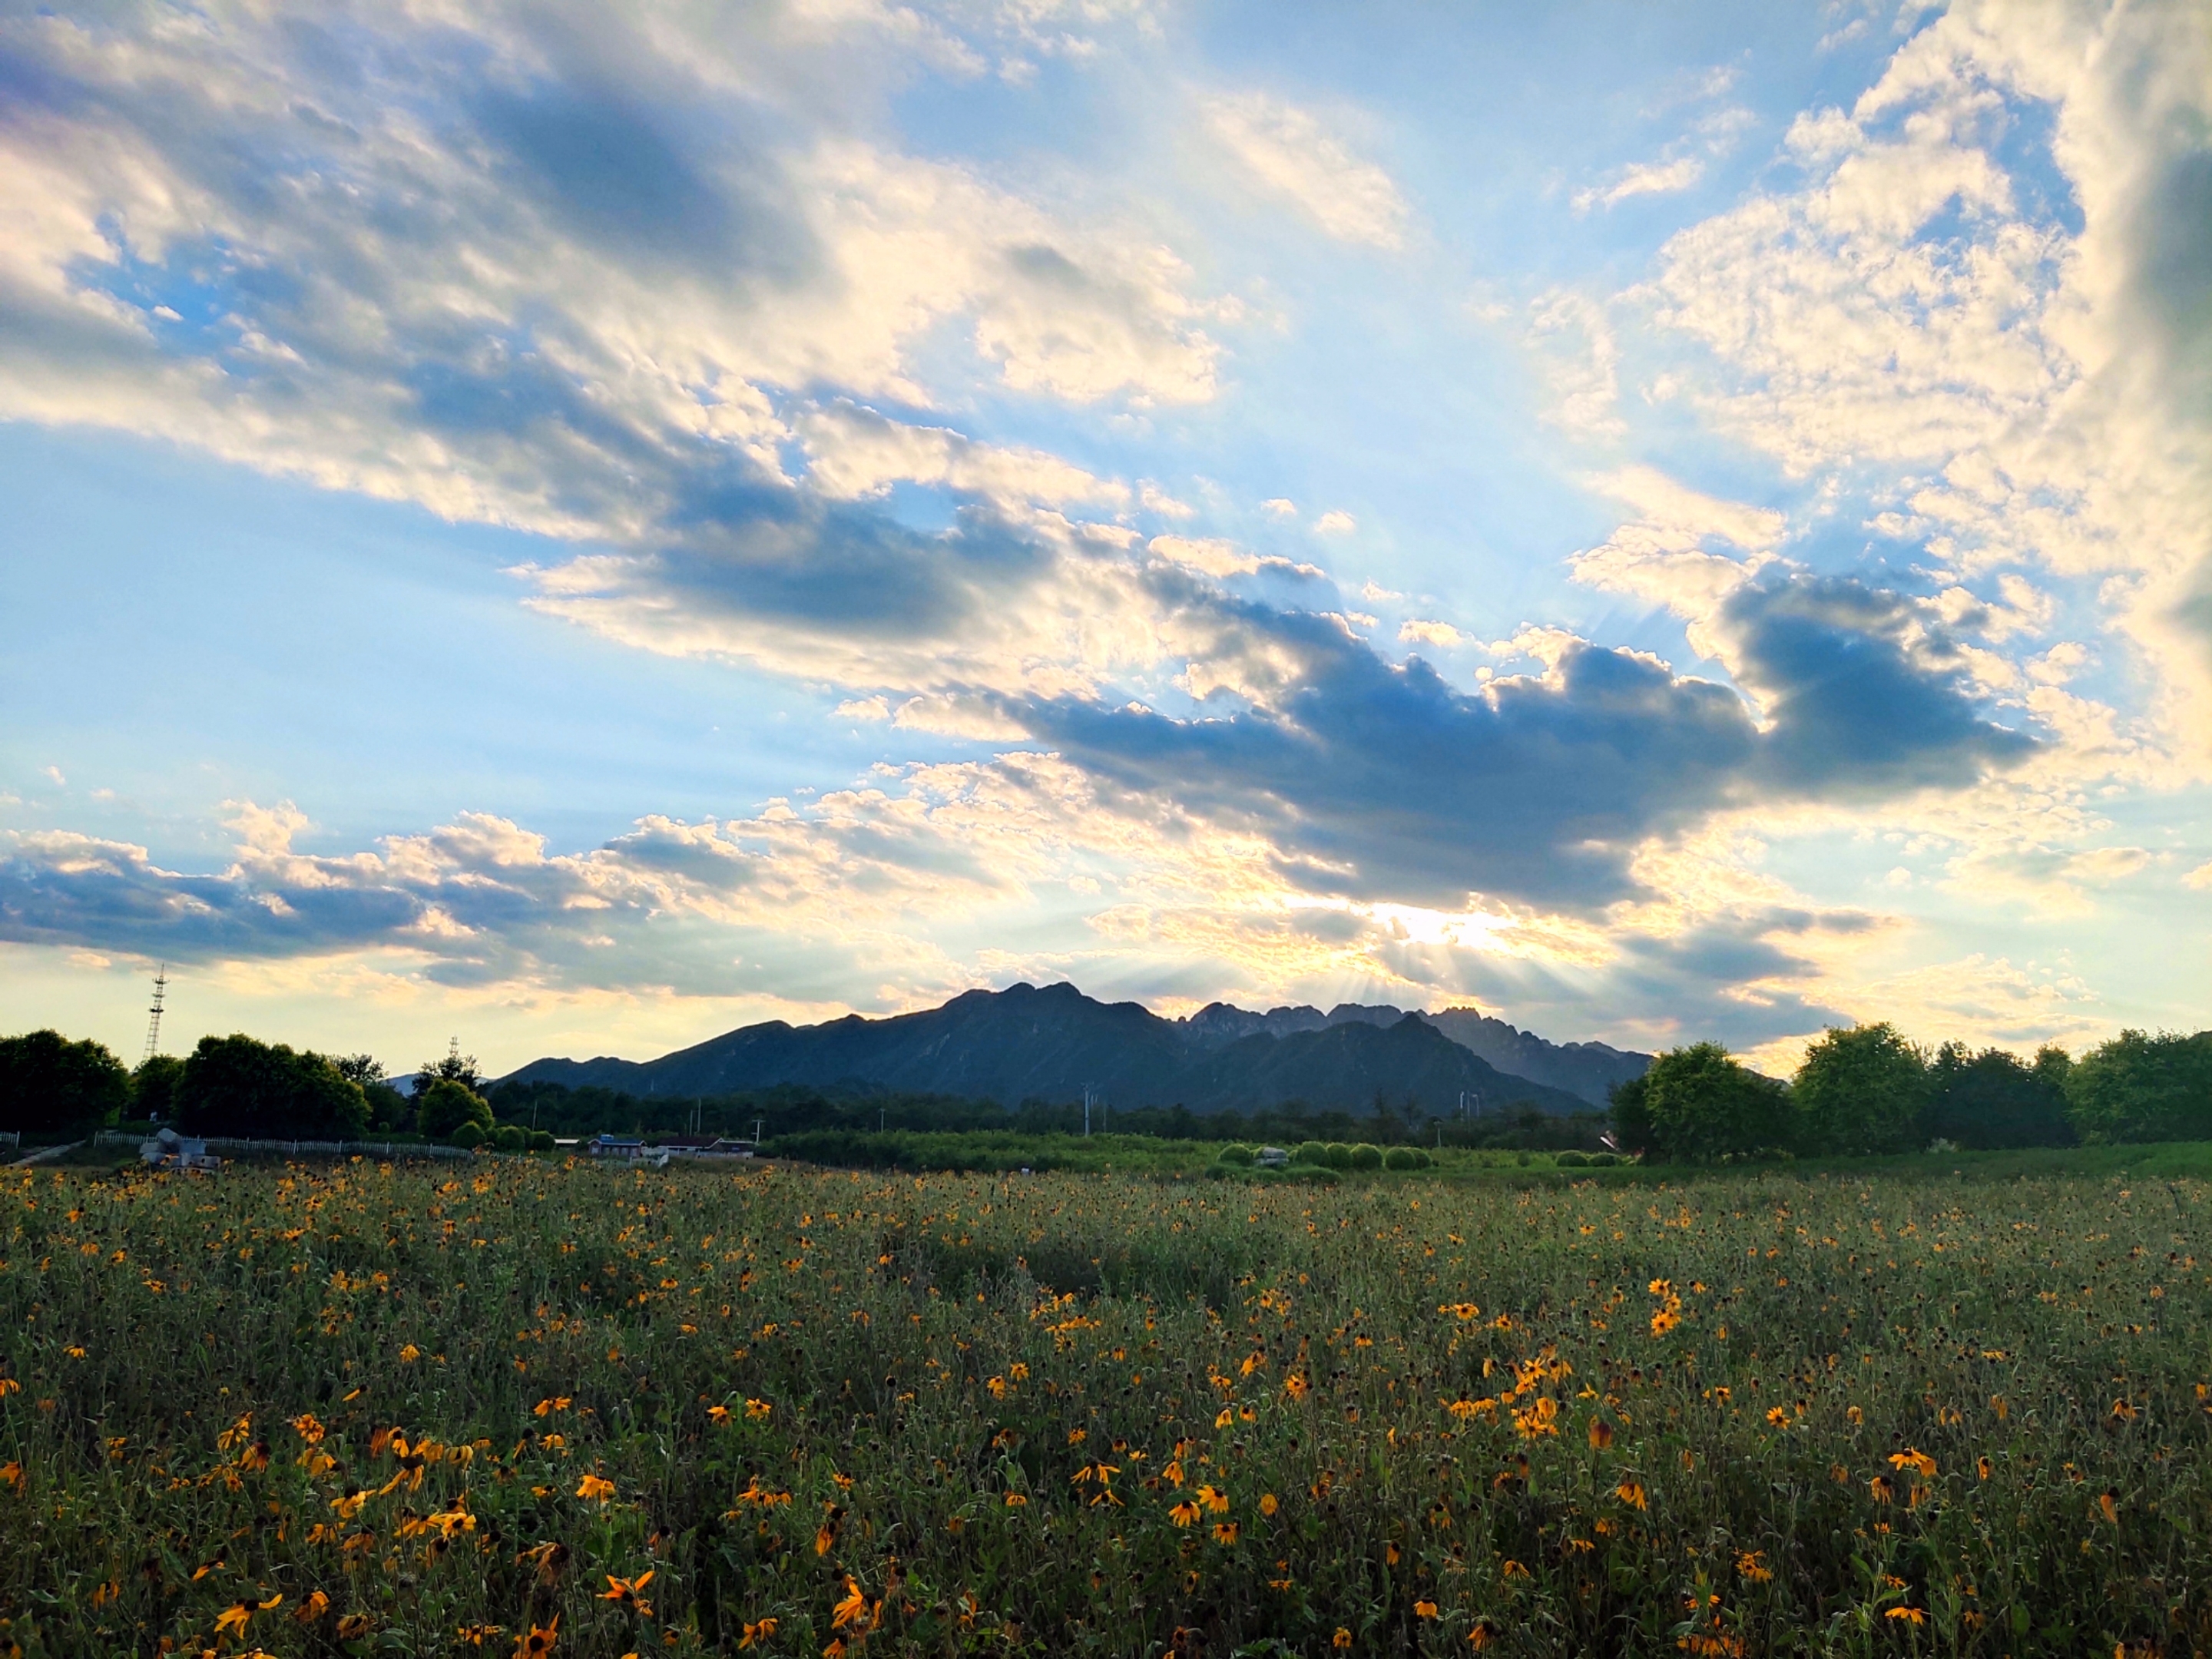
<box><xmin>0</xmin><ymin>1030</ymin><xmax>547</xmax><ymax>1151</ymax></box>
<box><xmin>1610</xmin><ymin>1024</ymin><xmax>2212</xmax><ymax>1163</ymax></box>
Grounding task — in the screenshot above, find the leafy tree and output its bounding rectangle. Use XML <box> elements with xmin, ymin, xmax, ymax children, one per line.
<box><xmin>1608</xmin><ymin>1073</ymin><xmax>1654</xmax><ymax>1157</ymax></box>
<box><xmin>175</xmin><ymin>1035</ymin><xmax>370</xmax><ymax>1139</ymax></box>
<box><xmin>1638</xmin><ymin>1042</ymin><xmax>1795</xmax><ymax>1163</ymax></box>
<box><xmin>412</xmin><ymin>1042</ymin><xmax>487</xmax><ymax>1099</ymax></box>
<box><xmin>417</xmin><ymin>1078</ymin><xmax>495</xmax><ymax>1143</ymax></box>
<box><xmin>2065</xmin><ymin>1030</ymin><xmax>2212</xmax><ymax>1144</ymax></box>
<box><xmin>1924</xmin><ymin>1042</ymin><xmax>2075</xmax><ymax>1148</ymax></box>
<box><xmin>1793</xmin><ymin>1024</ymin><xmax>1927</xmax><ymax>1154</ymax></box>
<box><xmin>131</xmin><ymin>1053</ymin><xmax>187</xmax><ymax>1123</ymax></box>
<box><xmin>0</xmin><ymin>1030</ymin><xmax>130</xmax><ymax>1135</ymax></box>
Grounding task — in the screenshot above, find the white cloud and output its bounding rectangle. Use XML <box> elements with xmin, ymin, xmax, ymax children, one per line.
<box><xmin>1573</xmin><ymin>156</ymin><xmax>1705</xmax><ymax>214</ymax></box>
<box><xmin>1204</xmin><ymin>93</ymin><xmax>1409</xmax><ymax>249</ymax></box>
<box><xmin>1260</xmin><ymin>498</ymin><xmax>1298</xmax><ymax>518</ymax></box>
<box><xmin>1312</xmin><ymin>509</ymin><xmax>1357</xmax><ymax>535</ymax></box>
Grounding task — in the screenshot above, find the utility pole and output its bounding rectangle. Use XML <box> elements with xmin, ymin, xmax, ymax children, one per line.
<box><xmin>1082</xmin><ymin>1085</ymin><xmax>1094</xmax><ymax>1137</ymax></box>
<box><xmin>141</xmin><ymin>965</ymin><xmax>167</xmax><ymax>1065</ymax></box>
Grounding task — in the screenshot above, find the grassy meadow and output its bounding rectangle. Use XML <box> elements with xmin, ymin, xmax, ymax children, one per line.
<box><xmin>3</xmin><ymin>1153</ymin><xmax>2210</xmax><ymax>1656</ymax></box>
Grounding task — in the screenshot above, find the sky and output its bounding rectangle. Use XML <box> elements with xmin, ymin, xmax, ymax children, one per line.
<box><xmin>1</xmin><ymin>0</ymin><xmax>2207</xmax><ymax>1077</ymax></box>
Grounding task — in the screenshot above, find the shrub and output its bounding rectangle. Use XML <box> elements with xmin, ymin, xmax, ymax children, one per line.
<box><xmin>174</xmin><ymin>1035</ymin><xmax>369</xmax><ymax>1140</ymax></box>
<box><xmin>0</xmin><ymin>1030</ymin><xmax>130</xmax><ymax>1135</ymax></box>
<box><xmin>1214</xmin><ymin>1143</ymin><xmax>1254</xmax><ymax>1167</ymax></box>
<box><xmin>491</xmin><ymin>1124</ymin><xmax>529</xmax><ymax>1153</ymax></box>
<box><xmin>1347</xmin><ymin>1143</ymin><xmax>1382</xmax><ymax>1171</ymax></box>
<box><xmin>418</xmin><ymin>1078</ymin><xmax>495</xmax><ymax>1143</ymax></box>
<box><xmin>1292</xmin><ymin>1141</ymin><xmax>1330</xmax><ymax>1166</ymax></box>
<box><xmin>450</xmin><ymin>1121</ymin><xmax>488</xmax><ymax>1149</ymax></box>
<box><xmin>1382</xmin><ymin>1146</ymin><xmax>1420</xmax><ymax>1171</ymax></box>
<box><xmin>1555</xmin><ymin>1151</ymin><xmax>1589</xmax><ymax>1167</ymax></box>
<box><xmin>1322</xmin><ymin>1141</ymin><xmax>1353</xmax><ymax>1170</ymax></box>
<box><xmin>528</xmin><ymin>1129</ymin><xmax>556</xmax><ymax>1153</ymax></box>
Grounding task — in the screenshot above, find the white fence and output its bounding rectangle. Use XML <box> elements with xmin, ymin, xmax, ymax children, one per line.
<box><xmin>94</xmin><ymin>1130</ymin><xmax>471</xmax><ymax>1161</ymax></box>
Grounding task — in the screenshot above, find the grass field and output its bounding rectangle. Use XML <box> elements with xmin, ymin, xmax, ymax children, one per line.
<box><xmin>4</xmin><ymin>1153</ymin><xmax>2210</xmax><ymax>1657</ymax></box>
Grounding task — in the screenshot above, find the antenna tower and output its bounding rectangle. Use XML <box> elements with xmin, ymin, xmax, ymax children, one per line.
<box><xmin>142</xmin><ymin>965</ymin><xmax>168</xmax><ymax>1064</ymax></box>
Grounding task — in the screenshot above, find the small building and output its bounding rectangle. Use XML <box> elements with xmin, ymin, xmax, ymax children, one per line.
<box><xmin>657</xmin><ymin>1136</ymin><xmax>754</xmax><ymax>1160</ymax></box>
<box><xmin>140</xmin><ymin>1126</ymin><xmax>221</xmax><ymax>1172</ymax></box>
<box><xmin>1253</xmin><ymin>1145</ymin><xmax>1290</xmax><ymax>1169</ymax></box>
<box><xmin>587</xmin><ymin>1134</ymin><xmax>645</xmax><ymax>1157</ymax></box>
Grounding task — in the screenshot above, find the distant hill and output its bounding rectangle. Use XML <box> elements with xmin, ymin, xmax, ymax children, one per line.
<box><xmin>505</xmin><ymin>981</ymin><xmax>1599</xmax><ymax>1118</ymax></box>
<box><xmin>1173</xmin><ymin>999</ymin><xmax>1647</xmax><ymax>1107</ymax></box>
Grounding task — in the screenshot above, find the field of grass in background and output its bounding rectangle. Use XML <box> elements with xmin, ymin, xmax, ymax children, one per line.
<box><xmin>4</xmin><ymin>1154</ymin><xmax>2210</xmax><ymax>1656</ymax></box>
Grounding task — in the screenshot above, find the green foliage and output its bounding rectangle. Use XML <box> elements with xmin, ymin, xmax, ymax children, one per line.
<box><xmin>0</xmin><ymin>1029</ymin><xmax>130</xmax><ymax>1137</ymax></box>
<box><xmin>174</xmin><ymin>1034</ymin><xmax>369</xmax><ymax>1140</ymax></box>
<box><xmin>1381</xmin><ymin>1145</ymin><xmax>1429</xmax><ymax>1171</ymax></box>
<box><xmin>1793</xmin><ymin>1023</ymin><xmax>1926</xmax><ymax>1154</ymax></box>
<box><xmin>2066</xmin><ymin>1029</ymin><xmax>2212</xmax><ymax>1144</ymax></box>
<box><xmin>491</xmin><ymin>1123</ymin><xmax>529</xmax><ymax>1153</ymax></box>
<box><xmin>527</xmin><ymin>1128</ymin><xmax>556</xmax><ymax>1153</ymax></box>
<box><xmin>412</xmin><ymin>1044</ymin><xmax>487</xmax><ymax>1098</ymax></box>
<box><xmin>1347</xmin><ymin>1142</ymin><xmax>1383</xmax><ymax>1171</ymax></box>
<box><xmin>765</xmin><ymin>1128</ymin><xmax>1210</xmax><ymax>1176</ymax></box>
<box><xmin>1925</xmin><ymin>1042</ymin><xmax>2075</xmax><ymax>1149</ymax></box>
<box><xmin>1638</xmin><ymin>1042</ymin><xmax>1795</xmax><ymax>1164</ymax></box>
<box><xmin>129</xmin><ymin>1053</ymin><xmax>186</xmax><ymax>1124</ymax></box>
<box><xmin>450</xmin><ymin>1120</ymin><xmax>488</xmax><ymax>1149</ymax></box>
<box><xmin>417</xmin><ymin>1077</ymin><xmax>495</xmax><ymax>1142</ymax></box>
<box><xmin>8</xmin><ymin>1159</ymin><xmax>2212</xmax><ymax>1651</ymax></box>
<box><xmin>1322</xmin><ymin>1141</ymin><xmax>1353</xmax><ymax>1170</ymax></box>
<box><xmin>1292</xmin><ymin>1141</ymin><xmax>1330</xmax><ymax>1166</ymax></box>
<box><xmin>1214</xmin><ymin>1143</ymin><xmax>1254</xmax><ymax>1167</ymax></box>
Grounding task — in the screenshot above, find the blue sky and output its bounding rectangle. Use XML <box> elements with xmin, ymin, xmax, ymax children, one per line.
<box><xmin>2</xmin><ymin>0</ymin><xmax>2207</xmax><ymax>1075</ymax></box>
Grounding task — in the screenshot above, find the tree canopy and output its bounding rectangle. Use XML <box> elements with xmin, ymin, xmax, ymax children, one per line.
<box><xmin>1793</xmin><ymin>1023</ymin><xmax>1926</xmax><ymax>1155</ymax></box>
<box><xmin>1619</xmin><ymin>1043</ymin><xmax>1794</xmax><ymax>1164</ymax></box>
<box><xmin>174</xmin><ymin>1035</ymin><xmax>370</xmax><ymax>1140</ymax></box>
<box><xmin>2065</xmin><ymin>1031</ymin><xmax>2212</xmax><ymax>1144</ymax></box>
<box><xmin>0</xmin><ymin>1029</ymin><xmax>130</xmax><ymax>1135</ymax></box>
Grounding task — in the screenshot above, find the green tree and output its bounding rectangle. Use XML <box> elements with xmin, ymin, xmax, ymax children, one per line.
<box><xmin>175</xmin><ymin>1035</ymin><xmax>370</xmax><ymax>1139</ymax></box>
<box><xmin>412</xmin><ymin>1042</ymin><xmax>486</xmax><ymax>1098</ymax></box>
<box><xmin>1640</xmin><ymin>1042</ymin><xmax>1794</xmax><ymax>1164</ymax></box>
<box><xmin>0</xmin><ymin>1030</ymin><xmax>130</xmax><ymax>1135</ymax></box>
<box><xmin>1924</xmin><ymin>1042</ymin><xmax>2075</xmax><ymax>1148</ymax></box>
<box><xmin>417</xmin><ymin>1077</ymin><xmax>495</xmax><ymax>1143</ymax></box>
<box><xmin>1793</xmin><ymin>1023</ymin><xmax>1927</xmax><ymax>1155</ymax></box>
<box><xmin>2065</xmin><ymin>1030</ymin><xmax>2212</xmax><ymax>1144</ymax></box>
<box><xmin>1608</xmin><ymin>1072</ymin><xmax>1654</xmax><ymax>1157</ymax></box>
<box><xmin>131</xmin><ymin>1053</ymin><xmax>187</xmax><ymax>1123</ymax></box>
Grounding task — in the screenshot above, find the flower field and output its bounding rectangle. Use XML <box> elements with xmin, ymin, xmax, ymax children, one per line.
<box><xmin>3</xmin><ymin>1157</ymin><xmax>2209</xmax><ymax>1657</ymax></box>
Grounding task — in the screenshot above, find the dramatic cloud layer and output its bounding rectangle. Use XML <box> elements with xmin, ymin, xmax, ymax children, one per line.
<box><xmin>2</xmin><ymin>0</ymin><xmax>2207</xmax><ymax>1067</ymax></box>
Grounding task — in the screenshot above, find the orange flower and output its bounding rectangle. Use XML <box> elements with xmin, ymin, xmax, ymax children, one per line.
<box><xmin>707</xmin><ymin>1405</ymin><xmax>731</xmax><ymax>1426</ymax></box>
<box><xmin>830</xmin><ymin>1578</ymin><xmax>870</xmax><ymax>1630</ymax></box>
<box><xmin>1887</xmin><ymin>1449</ymin><xmax>1937</xmax><ymax>1479</ymax></box>
<box><xmin>1213</xmin><ymin>1522</ymin><xmax>1239</xmax><ymax>1545</ymax></box>
<box><xmin>2100</xmin><ymin>1490</ymin><xmax>2120</xmax><ymax>1524</ymax></box>
<box><xmin>1588</xmin><ymin>1419</ymin><xmax>1614</xmax><ymax>1450</ymax></box>
<box><xmin>1977</xmin><ymin>1456</ymin><xmax>1993</xmax><ymax>1481</ymax></box>
<box><xmin>215</xmin><ymin>1603</ymin><xmax>255</xmax><ymax>1637</ymax></box>
<box><xmin>1331</xmin><ymin>1631</ymin><xmax>1353</xmax><ymax>1651</ymax></box>
<box><xmin>1413</xmin><ymin>1600</ymin><xmax>1439</xmax><ymax>1619</ymax></box>
<box><xmin>1735</xmin><ymin>1551</ymin><xmax>1772</xmax><ymax>1584</ymax></box>
<box><xmin>1258</xmin><ymin>1493</ymin><xmax>1280</xmax><ymax>1517</ymax></box>
<box><xmin>338</xmin><ymin>1614</ymin><xmax>375</xmax><ymax>1641</ymax></box>
<box><xmin>576</xmin><ymin>1472</ymin><xmax>616</xmax><ymax>1502</ymax></box>
<box><xmin>1284</xmin><ymin>1373</ymin><xmax>1311</xmax><ymax>1401</ymax></box>
<box><xmin>1469</xmin><ymin>1621</ymin><xmax>1498</xmax><ymax>1650</ymax></box>
<box><xmin>1885</xmin><ymin>1607</ymin><xmax>1925</xmax><ymax>1625</ymax></box>
<box><xmin>738</xmin><ymin>1618</ymin><xmax>779</xmax><ymax>1648</ymax></box>
<box><xmin>600</xmin><ymin>1571</ymin><xmax>654</xmax><ymax>1617</ymax></box>
<box><xmin>744</xmin><ymin>1398</ymin><xmax>772</xmax><ymax>1419</ymax></box>
<box><xmin>1169</xmin><ymin>1498</ymin><xmax>1202</xmax><ymax>1527</ymax></box>
<box><xmin>293</xmin><ymin>1590</ymin><xmax>331</xmax><ymax>1624</ymax></box>
<box><xmin>1003</xmin><ymin>1492</ymin><xmax>1028</xmax><ymax>1506</ymax></box>
<box><xmin>1615</xmin><ymin>1480</ymin><xmax>1647</xmax><ymax>1512</ymax></box>
<box><xmin>513</xmin><ymin>1614</ymin><xmax>558</xmax><ymax>1657</ymax></box>
<box><xmin>1198</xmin><ymin>1483</ymin><xmax>1229</xmax><ymax>1515</ymax></box>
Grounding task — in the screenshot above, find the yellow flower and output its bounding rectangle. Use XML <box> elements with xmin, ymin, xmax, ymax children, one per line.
<box><xmin>600</xmin><ymin>1571</ymin><xmax>654</xmax><ymax>1617</ymax></box>
<box><xmin>1414</xmin><ymin>1599</ymin><xmax>1439</xmax><ymax>1619</ymax></box>
<box><xmin>738</xmin><ymin>1618</ymin><xmax>779</xmax><ymax>1649</ymax></box>
<box><xmin>293</xmin><ymin>1591</ymin><xmax>331</xmax><ymax>1624</ymax></box>
<box><xmin>745</xmin><ymin>1398</ymin><xmax>772</xmax><ymax>1419</ymax></box>
<box><xmin>1887</xmin><ymin>1449</ymin><xmax>1936</xmax><ymax>1479</ymax></box>
<box><xmin>1169</xmin><ymin>1498</ymin><xmax>1202</xmax><ymax>1527</ymax></box>
<box><xmin>1885</xmin><ymin>1607</ymin><xmax>1925</xmax><ymax>1625</ymax></box>
<box><xmin>1283</xmin><ymin>1373</ymin><xmax>1311</xmax><ymax>1401</ymax></box>
<box><xmin>512</xmin><ymin>1614</ymin><xmax>558</xmax><ymax>1657</ymax></box>
<box><xmin>1198</xmin><ymin>1483</ymin><xmax>1229</xmax><ymax>1514</ymax></box>
<box><xmin>2100</xmin><ymin>1489</ymin><xmax>2120</xmax><ymax>1524</ymax></box>
<box><xmin>576</xmin><ymin>1472</ymin><xmax>616</xmax><ymax>1502</ymax></box>
<box><xmin>707</xmin><ymin>1405</ymin><xmax>731</xmax><ymax>1426</ymax></box>
<box><xmin>1003</xmin><ymin>1492</ymin><xmax>1028</xmax><ymax>1506</ymax></box>
<box><xmin>1212</xmin><ymin>1521</ymin><xmax>1239</xmax><ymax>1544</ymax></box>
<box><xmin>1614</xmin><ymin>1480</ymin><xmax>1647</xmax><ymax>1511</ymax></box>
<box><xmin>1735</xmin><ymin>1551</ymin><xmax>1771</xmax><ymax>1583</ymax></box>
<box><xmin>1332</xmin><ymin>1631</ymin><xmax>1353</xmax><ymax>1651</ymax></box>
<box><xmin>830</xmin><ymin>1578</ymin><xmax>870</xmax><ymax>1630</ymax></box>
<box><xmin>1258</xmin><ymin>1492</ymin><xmax>1280</xmax><ymax>1517</ymax></box>
<box><xmin>1588</xmin><ymin>1419</ymin><xmax>1614</xmax><ymax>1450</ymax></box>
<box><xmin>399</xmin><ymin>1344</ymin><xmax>421</xmax><ymax>1363</ymax></box>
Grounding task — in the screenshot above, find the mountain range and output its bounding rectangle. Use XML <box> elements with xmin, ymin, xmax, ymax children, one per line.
<box><xmin>505</xmin><ymin>982</ymin><xmax>1647</xmax><ymax>1117</ymax></box>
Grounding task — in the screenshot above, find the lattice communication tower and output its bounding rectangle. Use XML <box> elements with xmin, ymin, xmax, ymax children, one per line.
<box><xmin>142</xmin><ymin>964</ymin><xmax>168</xmax><ymax>1064</ymax></box>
